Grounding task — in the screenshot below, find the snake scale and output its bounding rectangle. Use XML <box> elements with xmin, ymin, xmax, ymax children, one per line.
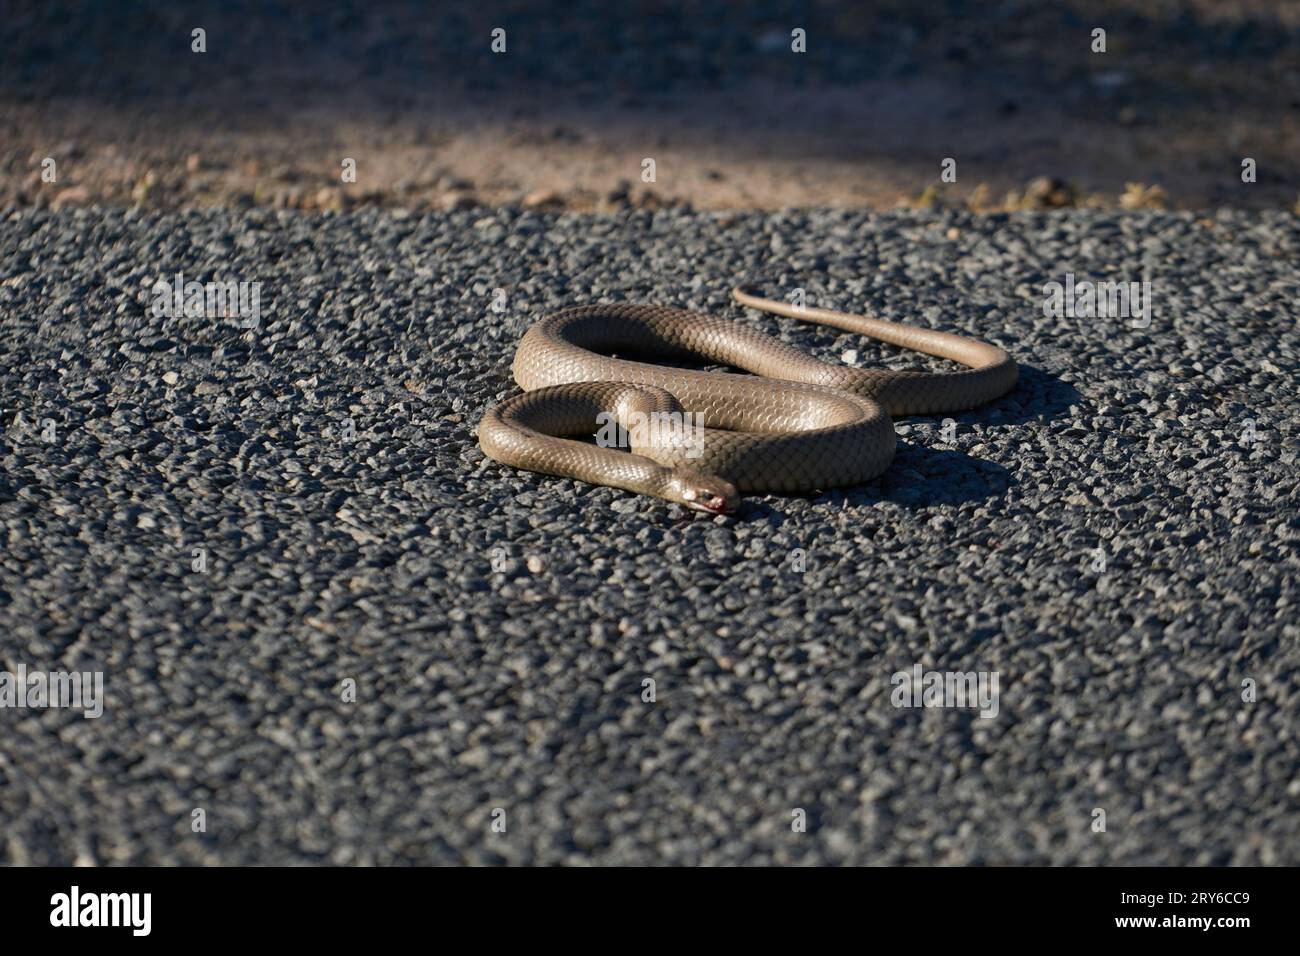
<box><xmin>478</xmin><ymin>287</ymin><xmax>1018</xmax><ymax>514</ymax></box>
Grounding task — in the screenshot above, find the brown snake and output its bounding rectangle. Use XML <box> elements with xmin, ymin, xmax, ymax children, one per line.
<box><xmin>477</xmin><ymin>287</ymin><xmax>1018</xmax><ymax>514</ymax></box>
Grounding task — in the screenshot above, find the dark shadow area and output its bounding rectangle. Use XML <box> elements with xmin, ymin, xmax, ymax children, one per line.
<box><xmin>745</xmin><ymin>444</ymin><xmax>1011</xmax><ymax>523</ymax></box>
<box><xmin>925</xmin><ymin>362</ymin><xmax>1086</xmax><ymax>430</ymax></box>
<box><xmin>4</xmin><ymin>1</ymin><xmax>1297</xmax><ymax>211</ymax></box>
<box><xmin>738</xmin><ymin>364</ymin><xmax>1083</xmax><ymax>520</ymax></box>
<box><xmin>6</xmin><ymin>0</ymin><xmax>1298</xmax><ymax>108</ymax></box>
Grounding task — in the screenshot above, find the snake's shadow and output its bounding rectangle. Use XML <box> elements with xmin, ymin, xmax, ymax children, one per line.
<box><xmin>745</xmin><ymin>443</ymin><xmax>1009</xmax><ymax>519</ymax></box>
<box><xmin>952</xmin><ymin>362</ymin><xmax>1084</xmax><ymax>429</ymax></box>
<box><xmin>743</xmin><ymin>364</ymin><xmax>1081</xmax><ymax>517</ymax></box>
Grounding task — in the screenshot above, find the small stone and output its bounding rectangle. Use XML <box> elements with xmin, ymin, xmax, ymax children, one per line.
<box><xmin>1024</xmin><ymin>176</ymin><xmax>1076</xmax><ymax>208</ymax></box>
<box><xmin>441</xmin><ymin>191</ymin><xmax>478</xmax><ymax>211</ymax></box>
<box><xmin>522</xmin><ymin>189</ymin><xmax>563</xmax><ymax>209</ymax></box>
<box><xmin>315</xmin><ymin>187</ymin><xmax>345</xmax><ymax>211</ymax></box>
<box><xmin>606</xmin><ymin>180</ymin><xmax>632</xmax><ymax>205</ymax></box>
<box><xmin>131</xmin><ymin>171</ymin><xmax>158</xmax><ymax>204</ymax></box>
<box><xmin>51</xmin><ymin>186</ymin><xmax>91</xmax><ymax>208</ymax></box>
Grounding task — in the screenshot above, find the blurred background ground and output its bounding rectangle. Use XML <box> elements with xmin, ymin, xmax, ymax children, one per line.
<box><xmin>2</xmin><ymin>0</ymin><xmax>1298</xmax><ymax>213</ymax></box>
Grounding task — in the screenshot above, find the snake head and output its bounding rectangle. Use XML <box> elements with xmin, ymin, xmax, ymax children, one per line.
<box><xmin>670</xmin><ymin>470</ymin><xmax>740</xmax><ymax>515</ymax></box>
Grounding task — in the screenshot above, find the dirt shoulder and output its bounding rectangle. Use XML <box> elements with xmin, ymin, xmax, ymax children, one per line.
<box><xmin>4</xmin><ymin>1</ymin><xmax>1298</xmax><ymax>214</ymax></box>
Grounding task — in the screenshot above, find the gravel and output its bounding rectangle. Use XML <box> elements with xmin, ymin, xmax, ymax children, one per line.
<box><xmin>0</xmin><ymin>204</ymin><xmax>1297</xmax><ymax>865</ymax></box>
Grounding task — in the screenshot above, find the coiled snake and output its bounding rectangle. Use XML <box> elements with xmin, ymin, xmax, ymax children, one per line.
<box><xmin>478</xmin><ymin>288</ymin><xmax>1018</xmax><ymax>514</ymax></box>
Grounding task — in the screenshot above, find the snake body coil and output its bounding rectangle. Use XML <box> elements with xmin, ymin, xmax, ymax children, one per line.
<box><xmin>478</xmin><ymin>288</ymin><xmax>1018</xmax><ymax>513</ymax></box>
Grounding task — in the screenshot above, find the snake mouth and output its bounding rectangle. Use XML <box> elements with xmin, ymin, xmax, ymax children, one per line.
<box><xmin>683</xmin><ymin>492</ymin><xmax>738</xmax><ymax>515</ymax></box>
<box><xmin>675</xmin><ymin>471</ymin><xmax>740</xmax><ymax>515</ymax></box>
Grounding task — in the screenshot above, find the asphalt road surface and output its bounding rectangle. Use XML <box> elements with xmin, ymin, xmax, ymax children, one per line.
<box><xmin>1</xmin><ymin>205</ymin><xmax>1296</xmax><ymax>864</ymax></box>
